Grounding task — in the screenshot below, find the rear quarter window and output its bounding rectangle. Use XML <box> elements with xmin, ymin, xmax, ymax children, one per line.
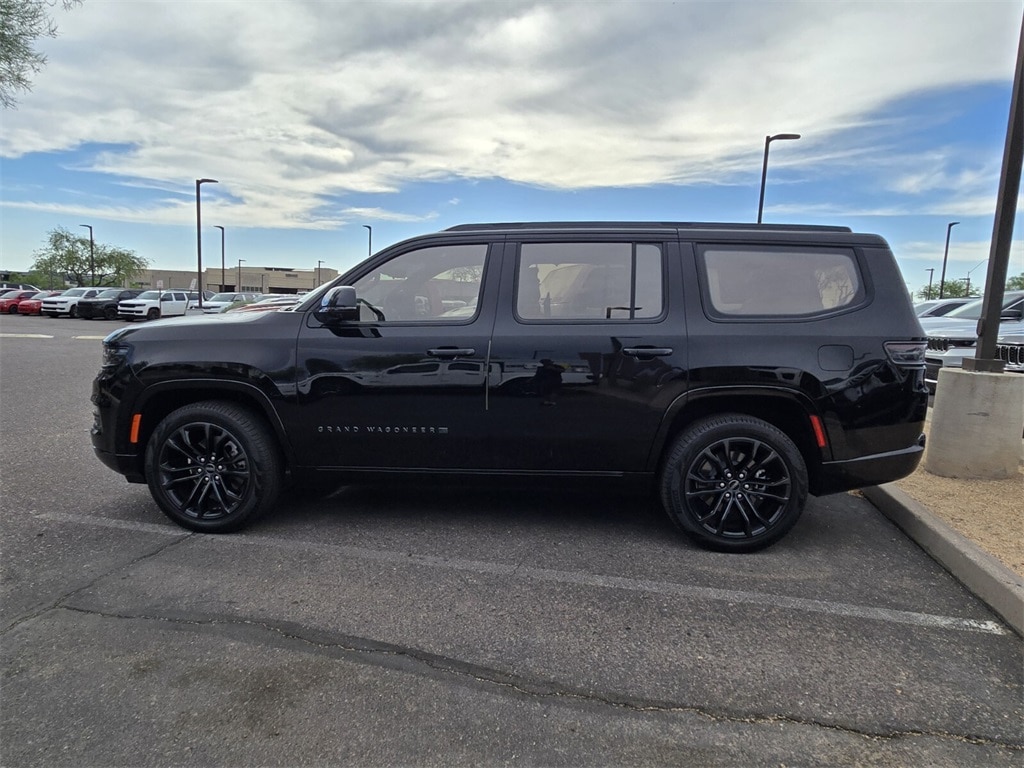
<box><xmin>698</xmin><ymin>245</ymin><xmax>864</xmax><ymax>318</ymax></box>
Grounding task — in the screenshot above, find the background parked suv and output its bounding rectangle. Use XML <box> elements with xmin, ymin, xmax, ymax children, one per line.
<box><xmin>118</xmin><ymin>290</ymin><xmax>190</xmax><ymax>321</ymax></box>
<box><xmin>923</xmin><ymin>290</ymin><xmax>1024</xmax><ymax>391</ymax></box>
<box><xmin>189</xmin><ymin>291</ymin><xmax>263</xmax><ymax>313</ymax></box>
<box><xmin>41</xmin><ymin>287</ymin><xmax>103</xmax><ymax>317</ymax></box>
<box><xmin>92</xmin><ymin>222</ymin><xmax>928</xmax><ymax>553</ymax></box>
<box><xmin>77</xmin><ymin>289</ymin><xmax>144</xmax><ymax>320</ymax></box>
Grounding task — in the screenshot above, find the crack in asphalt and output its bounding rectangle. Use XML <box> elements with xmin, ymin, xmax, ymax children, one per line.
<box><xmin>42</xmin><ymin>603</ymin><xmax>1024</xmax><ymax>752</ymax></box>
<box><xmin>0</xmin><ymin>533</ymin><xmax>194</xmax><ymax>636</ymax></box>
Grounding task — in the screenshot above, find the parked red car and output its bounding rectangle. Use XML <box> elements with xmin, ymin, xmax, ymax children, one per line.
<box><xmin>17</xmin><ymin>291</ymin><xmax>65</xmax><ymax>316</ymax></box>
<box><xmin>0</xmin><ymin>290</ymin><xmax>49</xmax><ymax>314</ymax></box>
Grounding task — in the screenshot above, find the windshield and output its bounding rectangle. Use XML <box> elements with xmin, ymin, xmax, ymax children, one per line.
<box><xmin>942</xmin><ymin>299</ymin><xmax>984</xmax><ymax>320</ymax></box>
<box><xmin>136</xmin><ymin>291</ymin><xmax>160</xmax><ymax>300</ymax></box>
<box><xmin>943</xmin><ymin>291</ymin><xmax>1024</xmax><ymax>320</ymax></box>
<box><xmin>95</xmin><ymin>289</ymin><xmax>122</xmax><ymax>299</ymax></box>
<box><xmin>208</xmin><ymin>293</ymin><xmax>239</xmax><ymax>302</ymax></box>
<box><xmin>62</xmin><ymin>288</ymin><xmax>87</xmax><ymax>298</ymax></box>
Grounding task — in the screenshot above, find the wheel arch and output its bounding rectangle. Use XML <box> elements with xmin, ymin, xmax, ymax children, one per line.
<box><xmin>128</xmin><ymin>380</ymin><xmax>294</xmax><ymax>478</ymax></box>
<box><xmin>650</xmin><ymin>387</ymin><xmax>826</xmax><ymax>495</ymax></box>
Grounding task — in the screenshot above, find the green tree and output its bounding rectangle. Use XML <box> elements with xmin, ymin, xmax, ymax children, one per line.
<box><xmin>30</xmin><ymin>226</ymin><xmax>148</xmax><ymax>287</ymax></box>
<box><xmin>0</xmin><ymin>0</ymin><xmax>82</xmax><ymax>109</ymax></box>
<box><xmin>916</xmin><ymin>273</ymin><xmax>1024</xmax><ymax>300</ymax></box>
<box><xmin>916</xmin><ymin>278</ymin><xmax>976</xmax><ymax>301</ymax></box>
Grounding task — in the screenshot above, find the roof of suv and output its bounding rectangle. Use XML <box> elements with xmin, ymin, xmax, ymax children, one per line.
<box><xmin>445</xmin><ymin>221</ymin><xmax>853</xmax><ymax>233</ymax></box>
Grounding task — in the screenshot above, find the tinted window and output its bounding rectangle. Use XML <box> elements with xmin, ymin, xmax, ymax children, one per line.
<box><xmin>352</xmin><ymin>243</ymin><xmax>488</xmax><ymax>322</ymax></box>
<box><xmin>700</xmin><ymin>246</ymin><xmax>863</xmax><ymax>317</ymax></box>
<box><xmin>516</xmin><ymin>242</ymin><xmax>663</xmax><ymax>320</ymax></box>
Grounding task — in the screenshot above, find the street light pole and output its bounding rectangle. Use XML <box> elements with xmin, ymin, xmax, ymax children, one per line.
<box><xmin>195</xmin><ymin>178</ymin><xmax>218</xmax><ymax>309</ymax></box>
<box><xmin>362</xmin><ymin>224</ymin><xmax>372</xmax><ymax>256</ymax></box>
<box><xmin>214</xmin><ymin>225</ymin><xmax>225</xmax><ymax>291</ymax></box>
<box><xmin>925</xmin><ymin>268</ymin><xmax>935</xmax><ymax>300</ymax></box>
<box><xmin>938</xmin><ymin>221</ymin><xmax>960</xmax><ymax>298</ymax></box>
<box><xmin>757</xmin><ymin>133</ymin><xmax>801</xmax><ymax>224</ymax></box>
<box><xmin>965</xmin><ymin>259</ymin><xmax>988</xmax><ymax>296</ymax></box>
<box><xmin>237</xmin><ymin>259</ymin><xmax>246</xmax><ymax>292</ymax></box>
<box><xmin>317</xmin><ymin>259</ymin><xmax>324</xmax><ymax>288</ymax></box>
<box><xmin>79</xmin><ymin>224</ymin><xmax>94</xmax><ymax>286</ymax></box>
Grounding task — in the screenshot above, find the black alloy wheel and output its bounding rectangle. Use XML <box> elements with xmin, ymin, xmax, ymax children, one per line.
<box><xmin>144</xmin><ymin>401</ymin><xmax>282</xmax><ymax>532</ymax></box>
<box><xmin>104</xmin><ymin>306</ymin><xmax>118</xmax><ymax>320</ymax></box>
<box><xmin>660</xmin><ymin>414</ymin><xmax>808</xmax><ymax>552</ymax></box>
<box><xmin>146</xmin><ymin>307</ymin><xmax>160</xmax><ymax>321</ymax></box>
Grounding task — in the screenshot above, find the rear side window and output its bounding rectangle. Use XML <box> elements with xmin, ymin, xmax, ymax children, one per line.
<box><xmin>700</xmin><ymin>246</ymin><xmax>864</xmax><ymax>317</ymax></box>
<box><xmin>516</xmin><ymin>242</ymin><xmax>663</xmax><ymax>320</ymax></box>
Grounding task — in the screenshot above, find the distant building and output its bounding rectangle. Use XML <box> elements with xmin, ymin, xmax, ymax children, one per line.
<box><xmin>126</xmin><ymin>265</ymin><xmax>339</xmax><ymax>294</ymax></box>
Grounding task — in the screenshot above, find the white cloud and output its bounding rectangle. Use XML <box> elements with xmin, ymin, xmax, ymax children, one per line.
<box><xmin>1</xmin><ymin>0</ymin><xmax>1020</xmax><ymax>229</ymax></box>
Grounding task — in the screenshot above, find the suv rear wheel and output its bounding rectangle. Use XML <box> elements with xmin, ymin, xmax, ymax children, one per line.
<box><xmin>660</xmin><ymin>414</ymin><xmax>808</xmax><ymax>552</ymax></box>
<box><xmin>144</xmin><ymin>401</ymin><xmax>283</xmax><ymax>532</ymax></box>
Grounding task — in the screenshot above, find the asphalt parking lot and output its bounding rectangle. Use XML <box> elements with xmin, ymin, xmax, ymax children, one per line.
<box><xmin>1</xmin><ymin>312</ymin><xmax>1021</xmax><ymax>767</ymax></box>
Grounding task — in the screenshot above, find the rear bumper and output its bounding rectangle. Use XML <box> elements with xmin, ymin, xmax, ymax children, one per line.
<box><xmin>816</xmin><ymin>434</ymin><xmax>926</xmax><ymax>496</ymax></box>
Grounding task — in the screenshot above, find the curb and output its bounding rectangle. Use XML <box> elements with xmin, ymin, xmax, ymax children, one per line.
<box><xmin>863</xmin><ymin>484</ymin><xmax>1024</xmax><ymax>637</ymax></box>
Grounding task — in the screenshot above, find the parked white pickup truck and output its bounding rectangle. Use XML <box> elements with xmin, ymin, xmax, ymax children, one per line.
<box><xmin>118</xmin><ymin>290</ymin><xmax>190</xmax><ymax>321</ymax></box>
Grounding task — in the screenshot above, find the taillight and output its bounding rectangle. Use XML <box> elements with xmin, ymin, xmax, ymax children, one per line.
<box><xmin>884</xmin><ymin>341</ymin><xmax>927</xmax><ymax>367</ymax></box>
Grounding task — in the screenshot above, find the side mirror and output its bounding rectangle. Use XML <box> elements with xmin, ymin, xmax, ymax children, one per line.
<box><xmin>315</xmin><ymin>286</ymin><xmax>360</xmax><ymax>323</ymax></box>
<box><xmin>999</xmin><ymin>308</ymin><xmax>1023</xmax><ymax>322</ymax></box>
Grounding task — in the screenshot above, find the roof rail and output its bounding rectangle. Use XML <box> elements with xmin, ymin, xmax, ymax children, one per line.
<box><xmin>444</xmin><ymin>221</ymin><xmax>853</xmax><ymax>233</ymax></box>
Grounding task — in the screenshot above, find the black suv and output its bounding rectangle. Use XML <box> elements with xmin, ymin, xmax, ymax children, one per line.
<box><xmin>77</xmin><ymin>288</ymin><xmax>144</xmax><ymax>320</ymax></box>
<box><xmin>92</xmin><ymin>222</ymin><xmax>928</xmax><ymax>551</ymax></box>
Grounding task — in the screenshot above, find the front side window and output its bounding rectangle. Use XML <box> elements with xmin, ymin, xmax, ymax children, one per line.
<box><xmin>351</xmin><ymin>243</ymin><xmax>488</xmax><ymax>322</ymax></box>
<box><xmin>700</xmin><ymin>246</ymin><xmax>864</xmax><ymax>317</ymax></box>
<box><xmin>516</xmin><ymin>242</ymin><xmax>663</xmax><ymax>320</ymax></box>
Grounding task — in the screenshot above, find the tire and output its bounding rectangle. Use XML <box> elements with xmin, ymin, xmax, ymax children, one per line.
<box><xmin>69</xmin><ymin>305</ymin><xmax>78</xmax><ymax>318</ymax></box>
<box><xmin>104</xmin><ymin>306</ymin><xmax>118</xmax><ymax>320</ymax></box>
<box><xmin>8</xmin><ymin>305</ymin><xmax>18</xmax><ymax>314</ymax></box>
<box><xmin>146</xmin><ymin>307</ymin><xmax>160</xmax><ymax>321</ymax></box>
<box><xmin>144</xmin><ymin>401</ymin><xmax>283</xmax><ymax>533</ymax></box>
<box><xmin>659</xmin><ymin>414</ymin><xmax>808</xmax><ymax>553</ymax></box>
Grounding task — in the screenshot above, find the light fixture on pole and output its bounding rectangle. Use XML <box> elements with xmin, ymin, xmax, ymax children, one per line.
<box><xmin>362</xmin><ymin>224</ymin><xmax>372</xmax><ymax>256</ymax></box>
<box><xmin>214</xmin><ymin>226</ymin><xmax>226</xmax><ymax>291</ymax></box>
<box><xmin>925</xmin><ymin>268</ymin><xmax>935</xmax><ymax>300</ymax></box>
<box><xmin>237</xmin><ymin>259</ymin><xmax>246</xmax><ymax>291</ymax></box>
<box><xmin>757</xmin><ymin>133</ymin><xmax>801</xmax><ymax>224</ymax></box>
<box><xmin>938</xmin><ymin>221</ymin><xmax>960</xmax><ymax>298</ymax></box>
<box><xmin>317</xmin><ymin>259</ymin><xmax>324</xmax><ymax>288</ymax></box>
<box><xmin>79</xmin><ymin>224</ymin><xmax>95</xmax><ymax>286</ymax></box>
<box><xmin>195</xmin><ymin>178</ymin><xmax>218</xmax><ymax>309</ymax></box>
<box><xmin>965</xmin><ymin>259</ymin><xmax>988</xmax><ymax>297</ymax></box>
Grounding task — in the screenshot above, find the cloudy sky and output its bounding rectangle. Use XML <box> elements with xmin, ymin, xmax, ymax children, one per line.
<box><xmin>2</xmin><ymin>0</ymin><xmax>1022</xmax><ymax>293</ymax></box>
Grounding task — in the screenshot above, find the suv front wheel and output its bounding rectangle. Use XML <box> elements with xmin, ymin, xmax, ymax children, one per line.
<box><xmin>660</xmin><ymin>414</ymin><xmax>808</xmax><ymax>552</ymax></box>
<box><xmin>144</xmin><ymin>401</ymin><xmax>283</xmax><ymax>532</ymax></box>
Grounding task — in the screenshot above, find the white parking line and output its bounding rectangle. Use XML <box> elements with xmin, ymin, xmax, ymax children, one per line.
<box><xmin>0</xmin><ymin>334</ymin><xmax>106</xmax><ymax>340</ymax></box>
<box><xmin>35</xmin><ymin>511</ymin><xmax>1010</xmax><ymax>636</ymax></box>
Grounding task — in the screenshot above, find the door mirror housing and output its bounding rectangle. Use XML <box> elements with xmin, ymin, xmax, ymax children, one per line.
<box><xmin>315</xmin><ymin>286</ymin><xmax>359</xmax><ymax>323</ymax></box>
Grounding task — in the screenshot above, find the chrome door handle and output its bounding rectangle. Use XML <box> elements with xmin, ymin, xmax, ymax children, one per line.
<box><xmin>622</xmin><ymin>347</ymin><xmax>673</xmax><ymax>358</ymax></box>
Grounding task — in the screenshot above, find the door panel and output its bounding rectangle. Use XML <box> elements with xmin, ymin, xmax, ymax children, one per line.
<box><xmin>485</xmin><ymin>239</ymin><xmax>687</xmax><ymax>473</ymax></box>
<box><xmin>293</xmin><ymin>242</ymin><xmax>498</xmax><ymax>470</ymax></box>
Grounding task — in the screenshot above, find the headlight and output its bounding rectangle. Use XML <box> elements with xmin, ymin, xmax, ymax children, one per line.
<box><xmin>101</xmin><ymin>344</ymin><xmax>130</xmax><ymax>368</ymax></box>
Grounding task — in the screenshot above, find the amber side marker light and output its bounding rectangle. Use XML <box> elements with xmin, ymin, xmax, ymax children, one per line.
<box><xmin>130</xmin><ymin>414</ymin><xmax>142</xmax><ymax>444</ymax></box>
<box><xmin>809</xmin><ymin>414</ymin><xmax>828</xmax><ymax>449</ymax></box>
